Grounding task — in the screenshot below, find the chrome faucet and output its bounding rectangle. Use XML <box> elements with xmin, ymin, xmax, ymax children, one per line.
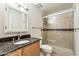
<box><xmin>12</xmin><ymin>38</ymin><xmax>15</xmax><ymax>43</ymax></box>
<box><xmin>18</xmin><ymin>34</ymin><xmax>20</xmax><ymax>40</ymax></box>
<box><xmin>17</xmin><ymin>32</ymin><xmax>21</xmax><ymax>40</ymax></box>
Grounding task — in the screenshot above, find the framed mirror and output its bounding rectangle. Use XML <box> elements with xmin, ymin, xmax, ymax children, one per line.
<box><xmin>4</xmin><ymin>4</ymin><xmax>28</xmax><ymax>33</ymax></box>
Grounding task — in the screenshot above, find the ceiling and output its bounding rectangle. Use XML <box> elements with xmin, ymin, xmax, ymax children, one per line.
<box><xmin>22</xmin><ymin>3</ymin><xmax>73</xmax><ymax>16</ymax></box>
<box><xmin>38</xmin><ymin>3</ymin><xmax>73</xmax><ymax>16</ymax></box>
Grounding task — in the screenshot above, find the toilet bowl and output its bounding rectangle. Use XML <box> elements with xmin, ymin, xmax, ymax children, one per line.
<box><xmin>40</xmin><ymin>44</ymin><xmax>53</xmax><ymax>56</ymax></box>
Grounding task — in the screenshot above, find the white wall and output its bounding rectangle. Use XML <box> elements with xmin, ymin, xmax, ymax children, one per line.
<box><xmin>28</xmin><ymin>4</ymin><xmax>43</xmax><ymax>38</ymax></box>
<box><xmin>0</xmin><ymin>4</ymin><xmax>43</xmax><ymax>38</ymax></box>
<box><xmin>74</xmin><ymin>3</ymin><xmax>79</xmax><ymax>55</ymax></box>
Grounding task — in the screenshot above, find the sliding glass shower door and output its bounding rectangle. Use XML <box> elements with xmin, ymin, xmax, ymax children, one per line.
<box><xmin>42</xmin><ymin>11</ymin><xmax>74</xmax><ymax>50</ymax></box>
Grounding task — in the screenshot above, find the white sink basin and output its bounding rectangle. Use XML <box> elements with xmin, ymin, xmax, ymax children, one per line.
<box><xmin>14</xmin><ymin>40</ymin><xmax>29</xmax><ymax>45</ymax></box>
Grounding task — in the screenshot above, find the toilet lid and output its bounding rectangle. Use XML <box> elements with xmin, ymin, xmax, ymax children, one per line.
<box><xmin>40</xmin><ymin>45</ymin><xmax>52</xmax><ymax>50</ymax></box>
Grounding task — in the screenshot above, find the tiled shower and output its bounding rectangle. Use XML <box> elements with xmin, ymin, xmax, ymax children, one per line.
<box><xmin>42</xmin><ymin>11</ymin><xmax>74</xmax><ymax>56</ymax></box>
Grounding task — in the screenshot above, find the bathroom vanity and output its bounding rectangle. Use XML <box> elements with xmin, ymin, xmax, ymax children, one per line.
<box><xmin>6</xmin><ymin>41</ymin><xmax>40</xmax><ymax>56</ymax></box>
<box><xmin>0</xmin><ymin>35</ymin><xmax>40</xmax><ymax>56</ymax></box>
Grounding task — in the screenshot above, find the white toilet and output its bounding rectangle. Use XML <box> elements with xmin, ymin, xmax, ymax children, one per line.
<box><xmin>40</xmin><ymin>44</ymin><xmax>53</xmax><ymax>56</ymax></box>
<box><xmin>38</xmin><ymin>37</ymin><xmax>53</xmax><ymax>56</ymax></box>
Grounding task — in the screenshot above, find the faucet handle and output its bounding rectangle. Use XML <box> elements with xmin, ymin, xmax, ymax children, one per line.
<box><xmin>19</xmin><ymin>34</ymin><xmax>22</xmax><ymax>37</ymax></box>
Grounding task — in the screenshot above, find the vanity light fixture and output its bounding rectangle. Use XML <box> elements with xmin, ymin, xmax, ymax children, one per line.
<box><xmin>15</xmin><ymin>3</ymin><xmax>29</xmax><ymax>11</ymax></box>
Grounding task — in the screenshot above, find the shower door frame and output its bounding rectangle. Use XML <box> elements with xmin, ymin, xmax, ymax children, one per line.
<box><xmin>42</xmin><ymin>8</ymin><xmax>75</xmax><ymax>55</ymax></box>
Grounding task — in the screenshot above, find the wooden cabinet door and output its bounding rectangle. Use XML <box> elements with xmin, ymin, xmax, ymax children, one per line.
<box><xmin>31</xmin><ymin>41</ymin><xmax>40</xmax><ymax>56</ymax></box>
<box><xmin>22</xmin><ymin>41</ymin><xmax>40</xmax><ymax>56</ymax></box>
<box><xmin>6</xmin><ymin>49</ymin><xmax>22</xmax><ymax>56</ymax></box>
<box><xmin>22</xmin><ymin>44</ymin><xmax>33</xmax><ymax>56</ymax></box>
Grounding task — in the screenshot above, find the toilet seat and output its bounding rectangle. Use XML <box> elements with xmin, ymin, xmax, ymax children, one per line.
<box><xmin>40</xmin><ymin>45</ymin><xmax>53</xmax><ymax>53</ymax></box>
<box><xmin>40</xmin><ymin>44</ymin><xmax>53</xmax><ymax>56</ymax></box>
<box><xmin>40</xmin><ymin>45</ymin><xmax>52</xmax><ymax>50</ymax></box>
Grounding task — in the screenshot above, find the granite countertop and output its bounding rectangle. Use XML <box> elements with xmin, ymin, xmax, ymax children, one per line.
<box><xmin>0</xmin><ymin>37</ymin><xmax>40</xmax><ymax>56</ymax></box>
